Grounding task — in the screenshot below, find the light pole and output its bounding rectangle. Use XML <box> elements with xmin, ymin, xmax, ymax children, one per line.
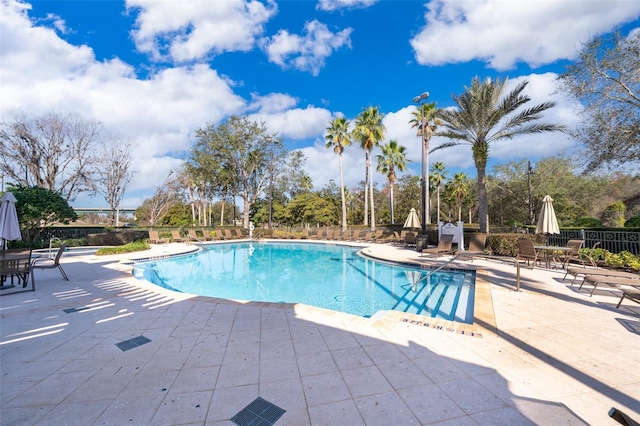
<box><xmin>413</xmin><ymin>91</ymin><xmax>430</xmax><ymax>233</ymax></box>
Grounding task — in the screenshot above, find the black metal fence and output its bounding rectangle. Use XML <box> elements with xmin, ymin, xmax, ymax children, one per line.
<box><xmin>547</xmin><ymin>229</ymin><xmax>640</xmax><ymax>255</ymax></box>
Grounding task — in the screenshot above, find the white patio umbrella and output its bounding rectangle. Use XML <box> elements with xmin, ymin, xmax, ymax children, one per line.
<box><xmin>535</xmin><ymin>195</ymin><xmax>559</xmax><ymax>242</ymax></box>
<box><xmin>403</xmin><ymin>208</ymin><xmax>421</xmax><ymax>230</ymax></box>
<box><xmin>0</xmin><ymin>192</ymin><xmax>21</xmax><ymax>249</ymax></box>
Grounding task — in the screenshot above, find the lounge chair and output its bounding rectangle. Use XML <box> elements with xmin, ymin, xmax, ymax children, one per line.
<box><xmin>578</xmin><ymin>274</ymin><xmax>640</xmax><ymax>297</ymax></box>
<box><xmin>170</xmin><ymin>230</ymin><xmax>186</xmax><ymax>243</ymax></box>
<box><xmin>563</xmin><ymin>267</ymin><xmax>639</xmax><ymax>286</ymax></box>
<box><xmin>368</xmin><ymin>230</ymin><xmax>383</xmax><ymax>243</ymax></box>
<box><xmin>421</xmin><ymin>234</ymin><xmax>454</xmax><ymax>258</ymax></box>
<box><xmin>223</xmin><ymin>229</ymin><xmax>236</xmax><ymax>240</ymax></box>
<box><xmin>516</xmin><ymin>239</ymin><xmax>542</xmax><ymax>269</ymax></box>
<box><xmin>201</xmin><ymin>229</ymin><xmax>215</xmax><ymax>241</ymax></box>
<box><xmin>299</xmin><ymin>229</ymin><xmax>309</xmax><ymax>239</ymax></box>
<box><xmin>234</xmin><ymin>229</ymin><xmax>245</xmax><ymax>239</ymax></box>
<box><xmin>616</xmin><ymin>289</ymin><xmax>640</xmax><ymax>308</ymax></box>
<box><xmin>381</xmin><ymin>231</ymin><xmax>401</xmax><ymax>245</ymax></box>
<box><xmin>403</xmin><ymin>232</ymin><xmax>416</xmax><ymax>248</ymax></box>
<box><xmin>187</xmin><ymin>229</ymin><xmax>204</xmax><ymax>242</ymax></box>
<box><xmin>148</xmin><ymin>230</ymin><xmax>169</xmax><ymax>244</ymax></box>
<box><xmin>32</xmin><ymin>244</ymin><xmax>68</xmax><ymax>281</ymax></box>
<box><xmin>456</xmin><ymin>233</ymin><xmax>488</xmax><ymax>261</ymax></box>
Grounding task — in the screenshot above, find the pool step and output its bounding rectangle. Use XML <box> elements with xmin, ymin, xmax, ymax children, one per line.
<box><xmin>395</xmin><ymin>272</ymin><xmax>471</xmax><ymax>322</ymax></box>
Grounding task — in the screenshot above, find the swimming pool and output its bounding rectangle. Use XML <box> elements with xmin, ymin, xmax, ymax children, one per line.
<box><xmin>133</xmin><ymin>242</ymin><xmax>475</xmax><ymax>323</ymax></box>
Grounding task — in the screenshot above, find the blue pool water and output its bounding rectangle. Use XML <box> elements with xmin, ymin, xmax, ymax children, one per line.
<box><xmin>133</xmin><ymin>242</ymin><xmax>475</xmax><ymax>322</ymax></box>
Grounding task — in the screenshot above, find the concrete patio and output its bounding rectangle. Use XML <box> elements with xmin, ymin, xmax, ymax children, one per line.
<box><xmin>1</xmin><ymin>241</ymin><xmax>639</xmax><ymax>425</ymax></box>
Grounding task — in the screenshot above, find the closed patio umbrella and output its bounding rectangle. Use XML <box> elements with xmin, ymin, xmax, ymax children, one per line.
<box><xmin>403</xmin><ymin>208</ymin><xmax>421</xmax><ymax>230</ymax></box>
<box><xmin>535</xmin><ymin>195</ymin><xmax>559</xmax><ymax>242</ymax></box>
<box><xmin>0</xmin><ymin>192</ymin><xmax>21</xmax><ymax>249</ymax></box>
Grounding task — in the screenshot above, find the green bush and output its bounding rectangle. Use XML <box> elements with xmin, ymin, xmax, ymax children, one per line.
<box><xmin>624</xmin><ymin>216</ymin><xmax>640</xmax><ymax>228</ymax></box>
<box><xmin>573</xmin><ymin>217</ymin><xmax>602</xmax><ymax>228</ymax></box>
<box><xmin>486</xmin><ymin>233</ymin><xmax>546</xmax><ymax>257</ymax></box>
<box><xmin>95</xmin><ymin>240</ymin><xmax>151</xmax><ymax>255</ymax></box>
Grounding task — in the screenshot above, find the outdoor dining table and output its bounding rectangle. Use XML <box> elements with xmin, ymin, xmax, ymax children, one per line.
<box><xmin>534</xmin><ymin>245</ymin><xmax>573</xmax><ymax>269</ymax></box>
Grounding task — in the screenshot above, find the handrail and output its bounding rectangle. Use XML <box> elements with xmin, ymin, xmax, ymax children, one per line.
<box><xmin>48</xmin><ymin>238</ymin><xmax>62</xmax><ymax>258</ymax></box>
<box><xmin>414</xmin><ymin>252</ymin><xmax>521</xmax><ymax>291</ymax></box>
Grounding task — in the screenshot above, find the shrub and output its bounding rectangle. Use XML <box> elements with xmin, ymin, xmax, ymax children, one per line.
<box><xmin>624</xmin><ymin>216</ymin><xmax>640</xmax><ymax>228</ymax></box>
<box><xmin>573</xmin><ymin>217</ymin><xmax>602</xmax><ymax>228</ymax></box>
<box><xmin>95</xmin><ymin>240</ymin><xmax>151</xmax><ymax>255</ymax></box>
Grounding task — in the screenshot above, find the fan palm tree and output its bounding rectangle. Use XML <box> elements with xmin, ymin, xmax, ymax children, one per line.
<box><xmin>376</xmin><ymin>140</ymin><xmax>408</xmax><ymax>224</ymax></box>
<box><xmin>429</xmin><ymin>162</ymin><xmax>447</xmax><ymax>224</ymax></box>
<box><xmin>354</xmin><ymin>106</ymin><xmax>385</xmax><ymax>231</ymax></box>
<box><xmin>435</xmin><ymin>76</ymin><xmax>565</xmax><ymax>233</ymax></box>
<box><xmin>409</xmin><ymin>102</ymin><xmax>439</xmax><ymax>226</ymax></box>
<box><xmin>325</xmin><ymin>116</ymin><xmax>352</xmax><ymax>232</ymax></box>
<box><xmin>448</xmin><ymin>172</ymin><xmax>471</xmax><ymax>222</ymax></box>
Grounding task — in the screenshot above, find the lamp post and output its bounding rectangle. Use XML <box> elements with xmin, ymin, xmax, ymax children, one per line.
<box><xmin>413</xmin><ymin>92</ymin><xmax>430</xmax><ymax>233</ymax></box>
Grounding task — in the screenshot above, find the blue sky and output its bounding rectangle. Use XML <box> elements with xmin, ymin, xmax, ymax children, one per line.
<box><xmin>1</xmin><ymin>0</ymin><xmax>639</xmax><ymax>209</ymax></box>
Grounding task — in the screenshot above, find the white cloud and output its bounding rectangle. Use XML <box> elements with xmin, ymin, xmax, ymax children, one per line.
<box><xmin>261</xmin><ymin>19</ymin><xmax>352</xmax><ymax>76</ymax></box>
<box><xmin>251</xmin><ymin>106</ymin><xmax>332</xmax><ymax>140</ymax></box>
<box><xmin>248</xmin><ymin>92</ymin><xmax>299</xmax><ymax>114</ymax></box>
<box><xmin>126</xmin><ymin>0</ymin><xmax>277</xmax><ymax>62</ymax></box>
<box><xmin>316</xmin><ymin>0</ymin><xmax>378</xmax><ymax>12</ymax></box>
<box><xmin>411</xmin><ymin>0</ymin><xmax>640</xmax><ymax>70</ymax></box>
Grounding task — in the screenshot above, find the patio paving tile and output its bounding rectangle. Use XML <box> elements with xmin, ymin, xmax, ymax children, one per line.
<box><xmin>1</xmin><ymin>242</ymin><xmax>638</xmax><ymax>425</ymax></box>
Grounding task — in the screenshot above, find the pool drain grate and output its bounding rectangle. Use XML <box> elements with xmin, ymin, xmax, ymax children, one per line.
<box><xmin>231</xmin><ymin>397</ymin><xmax>285</xmax><ymax>426</ymax></box>
<box><xmin>116</xmin><ymin>335</ymin><xmax>151</xmax><ymax>351</ymax></box>
<box><xmin>63</xmin><ymin>306</ymin><xmax>90</xmax><ymax>313</ymax></box>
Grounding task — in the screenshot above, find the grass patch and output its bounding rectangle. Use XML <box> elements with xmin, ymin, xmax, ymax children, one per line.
<box><xmin>95</xmin><ymin>240</ymin><xmax>151</xmax><ymax>255</ymax></box>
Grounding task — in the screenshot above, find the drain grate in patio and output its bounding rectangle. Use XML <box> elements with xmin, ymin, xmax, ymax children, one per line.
<box><xmin>116</xmin><ymin>335</ymin><xmax>151</xmax><ymax>351</ymax></box>
<box><xmin>231</xmin><ymin>397</ymin><xmax>285</xmax><ymax>426</ymax></box>
<box><xmin>63</xmin><ymin>306</ymin><xmax>91</xmax><ymax>313</ymax></box>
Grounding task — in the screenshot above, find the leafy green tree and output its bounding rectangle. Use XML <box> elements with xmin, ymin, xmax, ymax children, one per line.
<box><xmin>435</xmin><ymin>76</ymin><xmax>565</xmax><ymax>233</ymax></box>
<box><xmin>409</xmin><ymin>101</ymin><xmax>439</xmax><ymax>225</ymax></box>
<box><xmin>354</xmin><ymin>106</ymin><xmax>385</xmax><ymax>230</ymax></box>
<box><xmin>557</xmin><ymin>31</ymin><xmax>640</xmax><ymax>170</ymax></box>
<box><xmin>394</xmin><ymin>175</ymin><xmax>421</xmax><ymax>226</ymax></box>
<box><xmin>376</xmin><ymin>140</ymin><xmax>408</xmax><ymax>224</ymax></box>
<box><xmin>8</xmin><ymin>184</ymin><xmax>77</xmax><ymax>245</ymax></box>
<box><xmin>192</xmin><ymin>116</ymin><xmax>286</xmax><ymax>228</ymax></box>
<box><xmin>429</xmin><ymin>162</ymin><xmax>447</xmax><ymax>223</ymax></box>
<box><xmin>325</xmin><ymin>116</ymin><xmax>352</xmax><ymax>232</ymax></box>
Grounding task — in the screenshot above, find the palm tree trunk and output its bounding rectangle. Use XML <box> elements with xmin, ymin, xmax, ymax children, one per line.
<box><xmin>363</xmin><ymin>153</ymin><xmax>369</xmax><ymax>226</ymax></box>
<box><xmin>389</xmin><ymin>182</ymin><xmax>394</xmax><ymax>224</ymax></box>
<box><xmin>339</xmin><ymin>154</ymin><xmax>347</xmax><ymax>232</ymax></box>
<box><xmin>436</xmin><ymin>186</ymin><xmax>441</xmax><ymax>224</ymax></box>
<box><xmin>476</xmin><ymin>165</ymin><xmax>489</xmax><ymax>233</ymax></box>
<box><xmin>368</xmin><ymin>148</ymin><xmax>375</xmax><ymax>231</ymax></box>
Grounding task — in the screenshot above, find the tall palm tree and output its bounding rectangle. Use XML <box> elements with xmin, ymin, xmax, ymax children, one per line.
<box><xmin>325</xmin><ymin>116</ymin><xmax>352</xmax><ymax>232</ymax></box>
<box><xmin>354</xmin><ymin>106</ymin><xmax>386</xmax><ymax>231</ymax></box>
<box><xmin>409</xmin><ymin>102</ymin><xmax>439</xmax><ymax>226</ymax></box>
<box><xmin>448</xmin><ymin>172</ymin><xmax>471</xmax><ymax>222</ymax></box>
<box><xmin>429</xmin><ymin>161</ymin><xmax>447</xmax><ymax>224</ymax></box>
<box><xmin>376</xmin><ymin>140</ymin><xmax>408</xmax><ymax>224</ymax></box>
<box><xmin>435</xmin><ymin>77</ymin><xmax>565</xmax><ymax>233</ymax></box>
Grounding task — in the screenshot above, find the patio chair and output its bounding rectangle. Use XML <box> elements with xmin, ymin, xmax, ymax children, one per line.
<box><xmin>456</xmin><ymin>233</ymin><xmax>488</xmax><ymax>261</ymax></box>
<box><xmin>558</xmin><ymin>239</ymin><xmax>586</xmax><ymax>268</ymax></box>
<box><xmin>368</xmin><ymin>230</ymin><xmax>383</xmax><ymax>243</ymax></box>
<box><xmin>564</xmin><ymin>266</ymin><xmax>638</xmax><ymax>286</ymax></box>
<box><xmin>187</xmin><ymin>229</ymin><xmax>204</xmax><ymax>242</ymax></box>
<box><xmin>1</xmin><ymin>248</ymin><xmax>34</xmax><ymax>289</ymax></box>
<box><xmin>516</xmin><ymin>239</ymin><xmax>541</xmax><ymax>269</ymax></box>
<box><xmin>234</xmin><ymin>229</ymin><xmax>245</xmax><ymax>239</ymax></box>
<box><xmin>148</xmin><ymin>230</ymin><xmax>169</xmax><ymax>244</ymax></box>
<box><xmin>421</xmin><ymin>234</ymin><xmax>454</xmax><ymax>258</ymax></box>
<box><xmin>170</xmin><ymin>230</ymin><xmax>186</xmax><ymax>243</ymax></box>
<box><xmin>32</xmin><ymin>244</ymin><xmax>68</xmax><ymax>281</ymax></box>
<box><xmin>223</xmin><ymin>229</ymin><xmax>236</xmax><ymax>240</ymax></box>
<box><xmin>381</xmin><ymin>231</ymin><xmax>401</xmax><ymax>245</ymax></box>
